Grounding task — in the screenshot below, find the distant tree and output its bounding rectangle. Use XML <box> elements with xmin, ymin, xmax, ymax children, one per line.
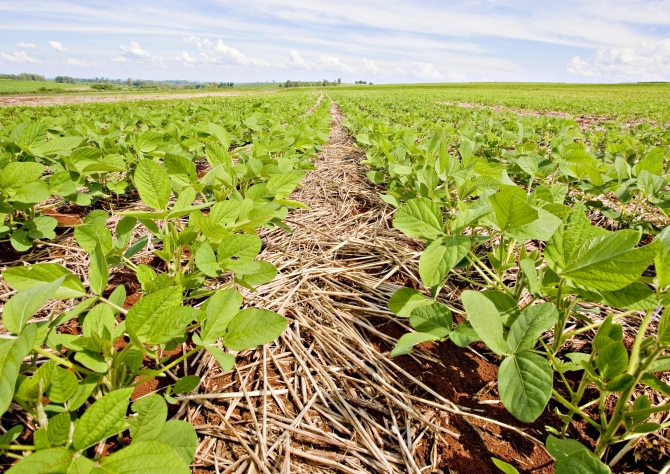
<box><xmin>126</xmin><ymin>78</ymin><xmax>133</xmax><ymax>86</ymax></box>
<box><xmin>337</xmin><ymin>78</ymin><xmax>341</xmax><ymax>84</ymax></box>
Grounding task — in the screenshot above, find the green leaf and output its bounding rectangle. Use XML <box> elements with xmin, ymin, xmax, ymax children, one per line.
<box><xmin>555</xmin><ymin>450</ymin><xmax>612</xmax><ymax>474</ymax></box>
<box><xmin>546</xmin><ymin>435</ymin><xmax>592</xmax><ymax>460</ymax></box>
<box><xmin>10</xmin><ymin>229</ymin><xmax>33</xmax><ymax>252</ymax></box>
<box><xmin>126</xmin><ymin>287</ymin><xmax>183</xmax><ymax>344</ymax></box>
<box><xmin>654</xmin><ymin>226</ymin><xmax>670</xmax><ymax>288</ymax></box>
<box><xmin>519</xmin><ymin>258</ymin><xmax>540</xmax><ymax>295</ymax></box>
<box><xmin>88</xmin><ymin>243</ymin><xmax>108</xmax><ymax>296</ymax></box>
<box><xmin>74</xmin><ymin>224</ymin><xmax>113</xmax><ymax>256</ymax></box>
<box><xmin>68</xmin><ymin>374</ymin><xmax>100</xmax><ymax>411</ymax></box>
<box><xmin>224</xmin><ymin>309</ymin><xmax>287</xmax><ymax>351</ymax></box>
<box><xmin>45</xmin><ymin>366</ymin><xmax>78</xmax><ymax>403</ymax></box>
<box><xmin>598</xmin><ymin>282</ymin><xmax>658</xmax><ymax>310</ymax></box>
<box><xmin>129</xmin><ymin>394</ymin><xmax>167</xmax><ymax>442</ymax></box>
<box><xmin>388</xmin><ymin>288</ymin><xmax>432</xmax><ymax>318</ymax></box>
<box><xmin>200</xmin><ymin>289</ymin><xmax>243</xmax><ymax>345</ymax></box>
<box><xmin>546</xmin><ymin>206</ymin><xmax>657</xmax><ymax>291</ymax></box>
<box><xmin>27</xmin><ymin>216</ymin><xmax>58</xmax><ymax>240</ymax></box>
<box><xmin>6</xmin><ymin>448</ymin><xmax>74</xmax><ymax>474</ymax></box>
<box><xmin>449</xmin><ymin>321</ymin><xmax>480</xmax><ymax>347</ymax></box>
<box><xmin>2</xmin><ymin>277</ymin><xmax>64</xmax><ymax>334</ymax></box>
<box><xmin>498</xmin><ymin>352</ymin><xmax>552</xmax><ymax>423</ymax></box>
<box><xmin>74</xmin><ymin>351</ymin><xmax>108</xmax><ymax>373</ymax></box>
<box><xmin>659</xmin><ymin>307</ymin><xmax>670</xmax><ymax>345</ymax></box>
<box><xmin>489</xmin><ymin>185</ymin><xmax>538</xmax><ymax>232</ymax></box>
<box><xmin>141</xmin><ymin>306</ymin><xmax>198</xmax><ymax>346</ymax></box>
<box><xmin>2</xmin><ymin>263</ymin><xmax>85</xmax><ymax>299</ymax></box>
<box><xmin>461</xmin><ymin>290</ymin><xmax>509</xmax><ymax>355</ymax></box>
<box><xmin>391</xmin><ymin>332</ymin><xmax>439</xmax><ymax>357</ymax></box>
<box><xmin>204</xmin><ymin>345</ymin><xmax>235</xmax><ymax>372</ymax></box>
<box><xmin>174</xmin><ymin>375</ymin><xmax>200</xmax><ymax>393</ymax></box>
<box><xmin>217</xmin><ymin>234</ymin><xmax>262</xmax><ymax>267</ymax></box>
<box><xmin>419</xmin><ymin>236</ymin><xmax>470</xmax><ymax>287</ymax></box>
<box><xmin>236</xmin><ymin>260</ymin><xmax>278</xmax><ymax>287</ymax></box>
<box><xmin>156</xmin><ymin>420</ymin><xmax>198</xmax><ymax>465</ymax></box>
<box><xmin>0</xmin><ymin>324</ymin><xmax>36</xmax><ymax>416</ymax></box>
<box><xmin>134</xmin><ymin>159</ymin><xmax>171</xmax><ymax>211</ymax></box>
<box><xmin>491</xmin><ymin>458</ymin><xmax>520</xmax><ymax>474</ymax></box>
<box><xmin>72</xmin><ymin>387</ymin><xmax>133</xmax><ymax>450</ymax></box>
<box><xmin>409</xmin><ymin>302</ymin><xmax>452</xmax><ymax>337</ymax></box>
<box><xmin>0</xmin><ymin>162</ymin><xmax>44</xmax><ymax>190</ymax></box>
<box><xmin>597</xmin><ymin>342</ymin><xmax>628</xmax><ymax>380</ymax></box>
<box><xmin>99</xmin><ymin>440</ymin><xmax>191</xmax><ymax>474</ymax></box>
<box><xmin>507</xmin><ymin>303</ymin><xmax>558</xmax><ymax>354</ymax></box>
<box><xmin>47</xmin><ymin>412</ymin><xmax>72</xmax><ymax>447</ymax></box>
<box><xmin>393</xmin><ymin>198</ymin><xmax>444</xmax><ymax>239</ymax></box>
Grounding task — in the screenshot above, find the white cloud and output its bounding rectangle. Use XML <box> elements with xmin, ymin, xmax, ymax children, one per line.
<box><xmin>119</xmin><ymin>40</ymin><xmax>151</xmax><ymax>58</ymax></box>
<box><xmin>567</xmin><ymin>39</ymin><xmax>670</xmax><ymax>80</ymax></box>
<box><xmin>15</xmin><ymin>42</ymin><xmax>36</xmax><ymax>48</ymax></box>
<box><xmin>319</xmin><ymin>55</ymin><xmax>352</xmax><ymax>72</ymax></box>
<box><xmin>183</xmin><ymin>35</ymin><xmax>200</xmax><ymax>43</ymax></box>
<box><xmin>175</xmin><ymin>51</ymin><xmax>196</xmax><ymax>66</ymax></box>
<box><xmin>66</xmin><ymin>57</ymin><xmax>101</xmax><ymax>66</ymax></box>
<box><xmin>116</xmin><ymin>41</ymin><xmax>168</xmax><ymax>68</ymax></box>
<box><xmin>567</xmin><ymin>56</ymin><xmax>595</xmax><ymax>77</ymax></box>
<box><xmin>363</xmin><ymin>57</ymin><xmax>386</xmax><ymax>75</ymax></box>
<box><xmin>0</xmin><ymin>51</ymin><xmax>38</xmax><ymax>63</ymax></box>
<box><xmin>214</xmin><ymin>40</ymin><xmax>271</xmax><ymax>66</ymax></box>
<box><xmin>410</xmin><ymin>62</ymin><xmax>443</xmax><ymax>80</ymax></box>
<box><xmin>49</xmin><ymin>41</ymin><xmax>67</xmax><ymax>52</ymax></box>
<box><xmin>288</xmin><ymin>50</ymin><xmax>310</xmax><ymax>69</ymax></box>
<box><xmin>193</xmin><ymin>39</ymin><xmax>272</xmax><ymax>67</ymax></box>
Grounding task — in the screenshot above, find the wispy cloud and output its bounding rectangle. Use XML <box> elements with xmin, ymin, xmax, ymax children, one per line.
<box><xmin>49</xmin><ymin>41</ymin><xmax>67</xmax><ymax>52</ymax></box>
<box><xmin>16</xmin><ymin>41</ymin><xmax>36</xmax><ymax>48</ymax></box>
<box><xmin>0</xmin><ymin>1</ymin><xmax>669</xmax><ymax>82</ymax></box>
<box><xmin>567</xmin><ymin>38</ymin><xmax>670</xmax><ymax>81</ymax></box>
<box><xmin>0</xmin><ymin>51</ymin><xmax>39</xmax><ymax>63</ymax></box>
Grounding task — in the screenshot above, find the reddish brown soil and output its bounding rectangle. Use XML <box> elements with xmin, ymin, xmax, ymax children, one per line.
<box><xmin>0</xmin><ymin>90</ymin><xmax>277</xmax><ymax>107</ymax></box>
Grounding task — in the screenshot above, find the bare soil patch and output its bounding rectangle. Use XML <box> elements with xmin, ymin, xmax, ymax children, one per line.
<box><xmin>0</xmin><ymin>90</ymin><xmax>277</xmax><ymax>107</ymax></box>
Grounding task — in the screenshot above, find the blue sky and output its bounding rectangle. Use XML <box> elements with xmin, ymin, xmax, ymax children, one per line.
<box><xmin>1</xmin><ymin>0</ymin><xmax>669</xmax><ymax>83</ymax></box>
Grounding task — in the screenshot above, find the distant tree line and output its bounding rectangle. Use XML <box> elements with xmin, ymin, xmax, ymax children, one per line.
<box><xmin>355</xmin><ymin>80</ymin><xmax>371</xmax><ymax>84</ymax></box>
<box><xmin>280</xmin><ymin>78</ymin><xmax>341</xmax><ymax>88</ymax></box>
<box><xmin>55</xmin><ymin>76</ymin><xmax>76</xmax><ymax>84</ymax></box>
<box><xmin>0</xmin><ymin>72</ymin><xmax>45</xmax><ymax>81</ymax></box>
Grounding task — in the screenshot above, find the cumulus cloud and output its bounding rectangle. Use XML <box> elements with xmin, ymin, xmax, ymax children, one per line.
<box><xmin>16</xmin><ymin>42</ymin><xmax>36</xmax><ymax>48</ymax></box>
<box><xmin>319</xmin><ymin>55</ymin><xmax>352</xmax><ymax>72</ymax></box>
<box><xmin>49</xmin><ymin>41</ymin><xmax>67</xmax><ymax>52</ymax></box>
<box><xmin>0</xmin><ymin>51</ymin><xmax>38</xmax><ymax>63</ymax></box>
<box><xmin>119</xmin><ymin>41</ymin><xmax>151</xmax><ymax>58</ymax></box>
<box><xmin>410</xmin><ymin>62</ymin><xmax>443</xmax><ymax>79</ymax></box>
<box><xmin>288</xmin><ymin>51</ymin><xmax>310</xmax><ymax>69</ymax></box>
<box><xmin>116</xmin><ymin>41</ymin><xmax>168</xmax><ymax>68</ymax></box>
<box><xmin>363</xmin><ymin>57</ymin><xmax>386</xmax><ymax>75</ymax></box>
<box><xmin>66</xmin><ymin>57</ymin><xmax>102</xmax><ymax>66</ymax></box>
<box><xmin>194</xmin><ymin>39</ymin><xmax>272</xmax><ymax>67</ymax></box>
<box><xmin>567</xmin><ymin>39</ymin><xmax>670</xmax><ymax>80</ymax></box>
<box><xmin>183</xmin><ymin>35</ymin><xmax>200</xmax><ymax>43</ymax></box>
<box><xmin>175</xmin><ymin>51</ymin><xmax>196</xmax><ymax>66</ymax></box>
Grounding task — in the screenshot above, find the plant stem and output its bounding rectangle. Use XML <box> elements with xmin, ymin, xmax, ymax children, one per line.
<box><xmin>552</xmin><ymin>389</ymin><xmax>602</xmax><ymax>431</ymax></box>
<box><xmin>32</xmin><ymin>346</ymin><xmax>93</xmax><ymax>375</ymax></box>
<box><xmin>0</xmin><ymin>445</ymin><xmax>35</xmax><ymax>451</ymax></box>
<box><xmin>130</xmin><ymin>347</ymin><xmax>199</xmax><ymax>388</ymax></box>
<box><xmin>98</xmin><ymin>296</ymin><xmax>129</xmax><ymax>315</ymax></box>
<box><xmin>626</xmin><ymin>309</ymin><xmax>653</xmax><ymax>376</ymax></box>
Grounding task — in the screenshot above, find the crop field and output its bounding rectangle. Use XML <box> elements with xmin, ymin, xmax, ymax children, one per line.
<box><xmin>0</xmin><ymin>83</ymin><xmax>669</xmax><ymax>473</ymax></box>
<box><xmin>0</xmin><ymin>80</ymin><xmax>87</xmax><ymax>94</ymax></box>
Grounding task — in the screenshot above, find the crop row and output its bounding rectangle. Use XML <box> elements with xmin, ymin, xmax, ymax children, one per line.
<box><xmin>334</xmin><ymin>88</ymin><xmax>670</xmax><ymax>473</ymax></box>
<box><xmin>0</xmin><ymin>92</ymin><xmax>332</xmax><ymax>471</ymax></box>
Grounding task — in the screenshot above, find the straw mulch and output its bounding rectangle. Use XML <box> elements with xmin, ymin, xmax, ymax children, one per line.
<box><xmin>181</xmin><ymin>102</ymin><xmax>545</xmax><ymax>474</ymax></box>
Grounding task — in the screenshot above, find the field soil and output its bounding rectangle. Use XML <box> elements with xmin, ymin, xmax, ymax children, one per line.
<box><xmin>0</xmin><ymin>89</ymin><xmax>275</xmax><ymax>107</ymax></box>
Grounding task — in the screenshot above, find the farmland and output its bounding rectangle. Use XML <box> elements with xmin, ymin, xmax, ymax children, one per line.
<box><xmin>1</xmin><ymin>83</ymin><xmax>670</xmax><ymax>473</ymax></box>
